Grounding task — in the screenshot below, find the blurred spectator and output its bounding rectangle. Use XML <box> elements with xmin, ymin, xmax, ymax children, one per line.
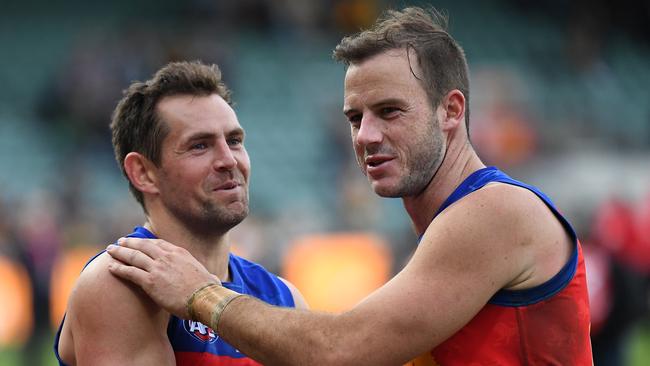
<box><xmin>14</xmin><ymin>192</ymin><xmax>63</xmax><ymax>364</ymax></box>
<box><xmin>593</xmin><ymin>197</ymin><xmax>650</xmax><ymax>273</ymax></box>
<box><xmin>587</xmin><ymin>196</ymin><xmax>650</xmax><ymax>366</ymax></box>
<box><xmin>0</xmin><ymin>194</ymin><xmax>33</xmax><ymax>348</ymax></box>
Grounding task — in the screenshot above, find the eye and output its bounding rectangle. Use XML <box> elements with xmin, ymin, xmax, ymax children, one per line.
<box><xmin>347</xmin><ymin>114</ymin><xmax>362</xmax><ymax>128</ymax></box>
<box><xmin>191</xmin><ymin>142</ymin><xmax>208</xmax><ymax>150</ymax></box>
<box><xmin>380</xmin><ymin>107</ymin><xmax>400</xmax><ymax>118</ymax></box>
<box><xmin>227</xmin><ymin>137</ymin><xmax>243</xmax><ymax>146</ymax></box>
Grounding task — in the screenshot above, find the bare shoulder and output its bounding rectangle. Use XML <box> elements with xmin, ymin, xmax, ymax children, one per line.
<box><xmin>428</xmin><ymin>182</ymin><xmax>572</xmax><ymax>289</ymax></box>
<box><xmin>484</xmin><ymin>183</ymin><xmax>574</xmax><ymax>288</ymax></box>
<box><xmin>413</xmin><ymin>184</ymin><xmax>532</xmax><ymax>288</ymax></box>
<box><xmin>344</xmin><ymin>183</ymin><xmax>552</xmax><ymax>351</ymax></box>
<box><xmin>68</xmin><ymin>252</ymin><xmax>160</xmax><ymax>320</ymax></box>
<box><xmin>278</xmin><ymin>277</ymin><xmax>309</xmax><ymax>309</ymax></box>
<box><xmin>437</xmin><ymin>182</ymin><xmax>559</xmax><ymax>239</ymax></box>
<box><xmin>454</xmin><ymin>181</ymin><xmax>545</xmax><ymax>216</ymax></box>
<box><xmin>64</xmin><ymin>251</ymin><xmax>174</xmax><ymax>365</ymax></box>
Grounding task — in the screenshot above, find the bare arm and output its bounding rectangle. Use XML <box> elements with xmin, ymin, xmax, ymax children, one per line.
<box><xmin>65</xmin><ymin>253</ymin><xmax>175</xmax><ymax>365</ymax></box>
<box><xmin>206</xmin><ymin>186</ymin><xmax>529</xmax><ymax>365</ymax></box>
<box><xmin>107</xmin><ymin>185</ymin><xmax>567</xmax><ymax>365</ymax></box>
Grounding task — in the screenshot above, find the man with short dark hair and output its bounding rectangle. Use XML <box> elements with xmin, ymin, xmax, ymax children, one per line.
<box><xmin>54</xmin><ymin>61</ymin><xmax>306</xmax><ymax>365</ymax></box>
<box><xmin>107</xmin><ymin>8</ymin><xmax>593</xmax><ymax>365</ymax></box>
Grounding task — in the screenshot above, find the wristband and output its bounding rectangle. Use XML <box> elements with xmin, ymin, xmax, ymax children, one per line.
<box><xmin>210</xmin><ymin>290</ymin><xmax>244</xmax><ymax>332</ymax></box>
<box><xmin>186</xmin><ymin>283</ymin><xmax>244</xmax><ymax>332</ymax></box>
<box><xmin>186</xmin><ymin>282</ymin><xmax>219</xmax><ymax>320</ymax></box>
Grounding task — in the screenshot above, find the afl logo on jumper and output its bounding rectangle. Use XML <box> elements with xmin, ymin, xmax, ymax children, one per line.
<box><xmin>184</xmin><ymin>320</ymin><xmax>218</xmax><ymax>343</ymax></box>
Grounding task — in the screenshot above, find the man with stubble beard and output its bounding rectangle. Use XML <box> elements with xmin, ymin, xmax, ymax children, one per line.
<box><xmin>54</xmin><ymin>61</ymin><xmax>306</xmax><ymax>366</ymax></box>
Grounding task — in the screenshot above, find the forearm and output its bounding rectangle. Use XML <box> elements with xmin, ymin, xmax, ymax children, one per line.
<box><xmin>190</xmin><ymin>285</ymin><xmax>365</xmax><ymax>365</ymax></box>
<box><xmin>222</xmin><ymin>296</ymin><xmax>341</xmax><ymax>365</ymax></box>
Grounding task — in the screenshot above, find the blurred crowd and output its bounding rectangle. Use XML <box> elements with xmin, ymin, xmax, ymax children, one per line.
<box><xmin>0</xmin><ymin>0</ymin><xmax>649</xmax><ymax>365</ymax></box>
<box><xmin>585</xmin><ymin>195</ymin><xmax>650</xmax><ymax>364</ymax></box>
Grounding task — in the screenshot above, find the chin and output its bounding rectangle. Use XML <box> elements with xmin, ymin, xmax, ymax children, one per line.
<box><xmin>371</xmin><ymin>183</ymin><xmax>400</xmax><ymax>198</ymax></box>
<box><xmin>203</xmin><ymin>211</ymin><xmax>248</xmax><ymax>234</ymax></box>
<box><xmin>220</xmin><ymin>204</ymin><xmax>249</xmax><ymax>222</ymax></box>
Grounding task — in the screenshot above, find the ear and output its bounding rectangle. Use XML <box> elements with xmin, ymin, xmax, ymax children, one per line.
<box><xmin>123</xmin><ymin>152</ymin><xmax>160</xmax><ymax>196</ymax></box>
<box><xmin>438</xmin><ymin>90</ymin><xmax>466</xmax><ymax>133</ymax></box>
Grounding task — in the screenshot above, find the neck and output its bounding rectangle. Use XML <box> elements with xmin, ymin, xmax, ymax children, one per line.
<box><xmin>403</xmin><ymin>138</ymin><xmax>485</xmax><ymax>236</ymax></box>
<box><xmin>143</xmin><ymin>209</ymin><xmax>232</xmax><ymax>282</ymax></box>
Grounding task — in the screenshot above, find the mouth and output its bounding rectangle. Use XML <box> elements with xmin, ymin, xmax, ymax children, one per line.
<box><xmin>213</xmin><ymin>181</ymin><xmax>240</xmax><ymax>191</ymax></box>
<box><xmin>365</xmin><ymin>155</ymin><xmax>393</xmax><ymax>168</ymax></box>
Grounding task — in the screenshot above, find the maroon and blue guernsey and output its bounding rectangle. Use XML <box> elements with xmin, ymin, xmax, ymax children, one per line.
<box><xmin>406</xmin><ymin>167</ymin><xmax>592</xmax><ymax>365</ymax></box>
<box><xmin>54</xmin><ymin>226</ymin><xmax>295</xmax><ymax>366</ymax></box>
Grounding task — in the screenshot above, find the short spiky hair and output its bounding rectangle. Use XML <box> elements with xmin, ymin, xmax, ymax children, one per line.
<box><xmin>110</xmin><ymin>61</ymin><xmax>232</xmax><ymax>210</ymax></box>
<box><xmin>333</xmin><ymin>7</ymin><xmax>470</xmax><ymax>128</ymax></box>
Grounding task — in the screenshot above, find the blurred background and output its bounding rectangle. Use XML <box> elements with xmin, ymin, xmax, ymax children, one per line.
<box><xmin>0</xmin><ymin>0</ymin><xmax>648</xmax><ymax>364</ymax></box>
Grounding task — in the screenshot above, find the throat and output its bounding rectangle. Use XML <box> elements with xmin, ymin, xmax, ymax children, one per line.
<box><xmin>190</xmin><ymin>242</ymin><xmax>232</xmax><ymax>283</ymax></box>
<box><xmin>403</xmin><ymin>195</ymin><xmax>439</xmax><ymax>236</ymax></box>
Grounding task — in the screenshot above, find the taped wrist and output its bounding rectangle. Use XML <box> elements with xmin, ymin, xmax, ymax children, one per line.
<box><xmin>187</xmin><ymin>283</ymin><xmax>244</xmax><ymax>331</ymax></box>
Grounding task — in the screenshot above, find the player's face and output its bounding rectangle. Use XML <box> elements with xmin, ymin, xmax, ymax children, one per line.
<box><xmin>155</xmin><ymin>94</ymin><xmax>250</xmax><ymax>233</ymax></box>
<box><xmin>343</xmin><ymin>49</ymin><xmax>446</xmax><ymax>197</ymax></box>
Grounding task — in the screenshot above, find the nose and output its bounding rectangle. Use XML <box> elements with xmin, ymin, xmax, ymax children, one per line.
<box><xmin>212</xmin><ymin>139</ymin><xmax>237</xmax><ymax>171</ymax></box>
<box><xmin>355</xmin><ymin>115</ymin><xmax>383</xmax><ymax>148</ymax></box>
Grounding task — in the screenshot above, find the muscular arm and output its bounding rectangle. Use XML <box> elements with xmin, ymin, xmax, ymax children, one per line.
<box><xmin>108</xmin><ymin>184</ymin><xmax>570</xmax><ymax>365</ymax></box>
<box><xmin>204</xmin><ymin>187</ymin><xmax>527</xmax><ymax>365</ymax></box>
<box><xmin>65</xmin><ymin>253</ymin><xmax>175</xmax><ymax>365</ymax></box>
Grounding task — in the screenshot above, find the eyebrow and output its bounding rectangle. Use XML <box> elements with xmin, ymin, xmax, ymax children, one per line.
<box><xmin>227</xmin><ymin>127</ymin><xmax>246</xmax><ymax>139</ymax></box>
<box><xmin>184</xmin><ymin>127</ymin><xmax>245</xmax><ymax>142</ymax></box>
<box><xmin>343</xmin><ymin>98</ymin><xmax>406</xmax><ymax>116</ymax></box>
<box><xmin>184</xmin><ymin>131</ymin><xmax>216</xmax><ymax>143</ymax></box>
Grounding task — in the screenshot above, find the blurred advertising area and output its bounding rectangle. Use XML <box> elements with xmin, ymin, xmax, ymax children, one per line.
<box><xmin>0</xmin><ymin>0</ymin><xmax>648</xmax><ymax>365</ymax></box>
